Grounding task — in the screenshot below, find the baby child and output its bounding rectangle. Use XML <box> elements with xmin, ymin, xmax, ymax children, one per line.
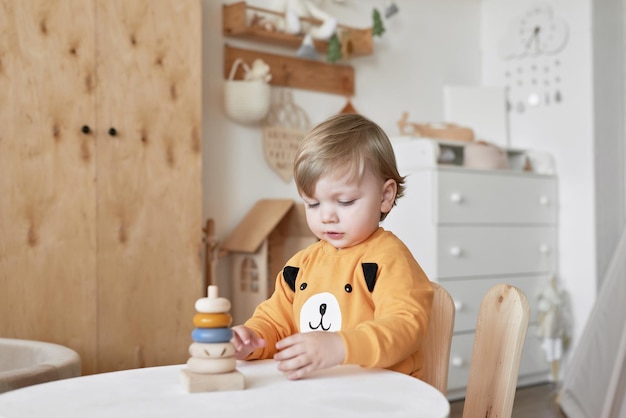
<box><xmin>231</xmin><ymin>113</ymin><xmax>433</xmax><ymax>380</ymax></box>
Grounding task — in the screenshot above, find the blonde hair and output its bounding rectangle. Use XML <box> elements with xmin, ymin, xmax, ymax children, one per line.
<box><xmin>293</xmin><ymin>113</ymin><xmax>405</xmax><ymax>220</ymax></box>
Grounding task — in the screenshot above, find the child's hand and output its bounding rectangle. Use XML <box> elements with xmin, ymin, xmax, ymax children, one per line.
<box><xmin>230</xmin><ymin>325</ymin><xmax>266</xmax><ymax>360</ymax></box>
<box><xmin>274</xmin><ymin>332</ymin><xmax>346</xmax><ymax>380</ymax></box>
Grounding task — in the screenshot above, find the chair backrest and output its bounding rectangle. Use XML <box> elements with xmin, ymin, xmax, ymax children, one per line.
<box><xmin>421</xmin><ymin>282</ymin><xmax>455</xmax><ymax>395</ymax></box>
<box><xmin>462</xmin><ymin>283</ymin><xmax>530</xmax><ymax>418</ymax></box>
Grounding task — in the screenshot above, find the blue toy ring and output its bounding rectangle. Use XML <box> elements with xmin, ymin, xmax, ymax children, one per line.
<box><xmin>191</xmin><ymin>327</ymin><xmax>233</xmax><ymax>343</ymax></box>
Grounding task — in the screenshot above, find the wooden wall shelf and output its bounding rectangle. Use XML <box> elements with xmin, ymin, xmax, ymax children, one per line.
<box><xmin>224</xmin><ymin>45</ymin><xmax>354</xmax><ymax>96</ymax></box>
<box><xmin>223</xmin><ymin>1</ymin><xmax>373</xmax><ymax>57</ymax></box>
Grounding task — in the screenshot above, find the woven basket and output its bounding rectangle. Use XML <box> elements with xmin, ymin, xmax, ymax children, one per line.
<box><xmin>223</xmin><ymin>59</ymin><xmax>271</xmax><ymax>124</ymax></box>
<box><xmin>263</xmin><ymin>90</ymin><xmax>310</xmax><ymax>182</ymax></box>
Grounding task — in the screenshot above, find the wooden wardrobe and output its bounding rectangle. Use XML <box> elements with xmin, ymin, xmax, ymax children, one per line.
<box><xmin>0</xmin><ymin>0</ymin><xmax>203</xmax><ymax>374</ymax></box>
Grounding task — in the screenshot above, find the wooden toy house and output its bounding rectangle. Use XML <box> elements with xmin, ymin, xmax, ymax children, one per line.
<box><xmin>221</xmin><ymin>199</ymin><xmax>317</xmax><ymax>324</ymax></box>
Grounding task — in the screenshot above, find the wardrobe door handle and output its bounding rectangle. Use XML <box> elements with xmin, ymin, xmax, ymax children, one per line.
<box><xmin>108</xmin><ymin>127</ymin><xmax>118</xmax><ymax>137</ymax></box>
<box><xmin>449</xmin><ymin>246</ymin><xmax>462</xmax><ymax>257</ymax></box>
<box><xmin>81</xmin><ymin>125</ymin><xmax>91</xmax><ymax>134</ymax></box>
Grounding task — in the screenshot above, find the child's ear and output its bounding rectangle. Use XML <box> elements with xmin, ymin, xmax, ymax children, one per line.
<box><xmin>380</xmin><ymin>179</ymin><xmax>397</xmax><ymax>214</ymax></box>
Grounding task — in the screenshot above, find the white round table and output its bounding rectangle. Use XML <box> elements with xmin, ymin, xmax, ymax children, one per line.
<box><xmin>0</xmin><ymin>360</ymin><xmax>450</xmax><ymax>417</ymax></box>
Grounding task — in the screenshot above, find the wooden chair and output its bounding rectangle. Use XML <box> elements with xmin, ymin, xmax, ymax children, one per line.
<box><xmin>421</xmin><ymin>282</ymin><xmax>456</xmax><ymax>395</ymax></box>
<box><xmin>462</xmin><ymin>283</ymin><xmax>530</xmax><ymax>418</ymax></box>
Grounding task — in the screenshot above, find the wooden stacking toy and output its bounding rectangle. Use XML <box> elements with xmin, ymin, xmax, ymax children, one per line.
<box><xmin>180</xmin><ymin>285</ymin><xmax>245</xmax><ymax>392</ymax></box>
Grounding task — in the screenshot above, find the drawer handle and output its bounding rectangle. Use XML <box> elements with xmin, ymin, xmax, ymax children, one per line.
<box><xmin>539</xmin><ymin>196</ymin><xmax>550</xmax><ymax>206</ymax></box>
<box><xmin>539</xmin><ymin>244</ymin><xmax>550</xmax><ymax>254</ymax></box>
<box><xmin>453</xmin><ymin>300</ymin><xmax>463</xmax><ymax>311</ymax></box>
<box><xmin>451</xmin><ymin>357</ymin><xmax>464</xmax><ymax>367</ymax></box>
<box><xmin>449</xmin><ymin>246</ymin><xmax>462</xmax><ymax>257</ymax></box>
<box><xmin>449</xmin><ymin>192</ymin><xmax>463</xmax><ymax>204</ymax></box>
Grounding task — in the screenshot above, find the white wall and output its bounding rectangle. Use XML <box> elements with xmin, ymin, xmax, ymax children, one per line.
<box><xmin>202</xmin><ymin>0</ymin><xmax>481</xmax><ymax>294</ymax></box>
<box><xmin>592</xmin><ymin>0</ymin><xmax>625</xmax><ymax>288</ymax></box>
<box><xmin>481</xmin><ymin>1</ymin><xmax>596</xmax><ymax>356</ymax></box>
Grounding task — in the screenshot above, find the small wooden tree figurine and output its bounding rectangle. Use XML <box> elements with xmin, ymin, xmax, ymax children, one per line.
<box><xmin>326</xmin><ymin>33</ymin><xmax>342</xmax><ymax>63</ymax></box>
<box><xmin>372</xmin><ymin>8</ymin><xmax>385</xmax><ymax>37</ymax></box>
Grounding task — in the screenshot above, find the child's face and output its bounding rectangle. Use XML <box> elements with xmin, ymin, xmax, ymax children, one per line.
<box><xmin>301</xmin><ymin>167</ymin><xmax>396</xmax><ymax>249</ymax></box>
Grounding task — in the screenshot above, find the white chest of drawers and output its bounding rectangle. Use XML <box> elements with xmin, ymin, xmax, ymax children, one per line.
<box><xmin>384</xmin><ymin>138</ymin><xmax>555</xmax><ymax>400</ymax></box>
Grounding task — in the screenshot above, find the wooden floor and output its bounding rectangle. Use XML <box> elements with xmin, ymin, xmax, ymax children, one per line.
<box><xmin>448</xmin><ymin>383</ymin><xmax>567</xmax><ymax>418</ymax></box>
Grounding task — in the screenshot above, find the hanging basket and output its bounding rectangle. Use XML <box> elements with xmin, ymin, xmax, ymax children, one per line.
<box><xmin>223</xmin><ymin>58</ymin><xmax>271</xmax><ymax>124</ymax></box>
<box><xmin>263</xmin><ymin>90</ymin><xmax>310</xmax><ymax>182</ymax></box>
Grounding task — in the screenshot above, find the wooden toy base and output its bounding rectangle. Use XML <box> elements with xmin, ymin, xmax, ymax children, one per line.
<box><xmin>180</xmin><ymin>369</ymin><xmax>245</xmax><ymax>393</ymax></box>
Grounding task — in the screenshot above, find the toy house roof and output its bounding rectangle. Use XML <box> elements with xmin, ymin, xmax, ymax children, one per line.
<box><xmin>221</xmin><ymin>199</ymin><xmax>311</xmax><ymax>254</ymax></box>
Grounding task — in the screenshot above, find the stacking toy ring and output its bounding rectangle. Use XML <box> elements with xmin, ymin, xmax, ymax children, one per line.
<box><xmin>186</xmin><ymin>357</ymin><xmax>236</xmax><ymax>374</ymax></box>
<box><xmin>191</xmin><ymin>327</ymin><xmax>233</xmax><ymax>343</ymax></box>
<box><xmin>189</xmin><ymin>342</ymin><xmax>236</xmax><ymax>359</ymax></box>
<box><xmin>194</xmin><ymin>297</ymin><xmax>231</xmax><ymax>314</ymax></box>
<box><xmin>193</xmin><ymin>312</ymin><xmax>232</xmax><ymax>328</ymax></box>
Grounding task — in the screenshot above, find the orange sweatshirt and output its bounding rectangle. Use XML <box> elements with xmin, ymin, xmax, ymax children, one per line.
<box><xmin>244</xmin><ymin>227</ymin><xmax>433</xmax><ymax>378</ymax></box>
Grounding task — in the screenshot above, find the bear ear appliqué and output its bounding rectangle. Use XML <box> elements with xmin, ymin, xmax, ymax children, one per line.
<box><xmin>283</xmin><ymin>266</ymin><xmax>300</xmax><ymax>292</ymax></box>
<box><xmin>361</xmin><ymin>263</ymin><xmax>378</xmax><ymax>292</ymax></box>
